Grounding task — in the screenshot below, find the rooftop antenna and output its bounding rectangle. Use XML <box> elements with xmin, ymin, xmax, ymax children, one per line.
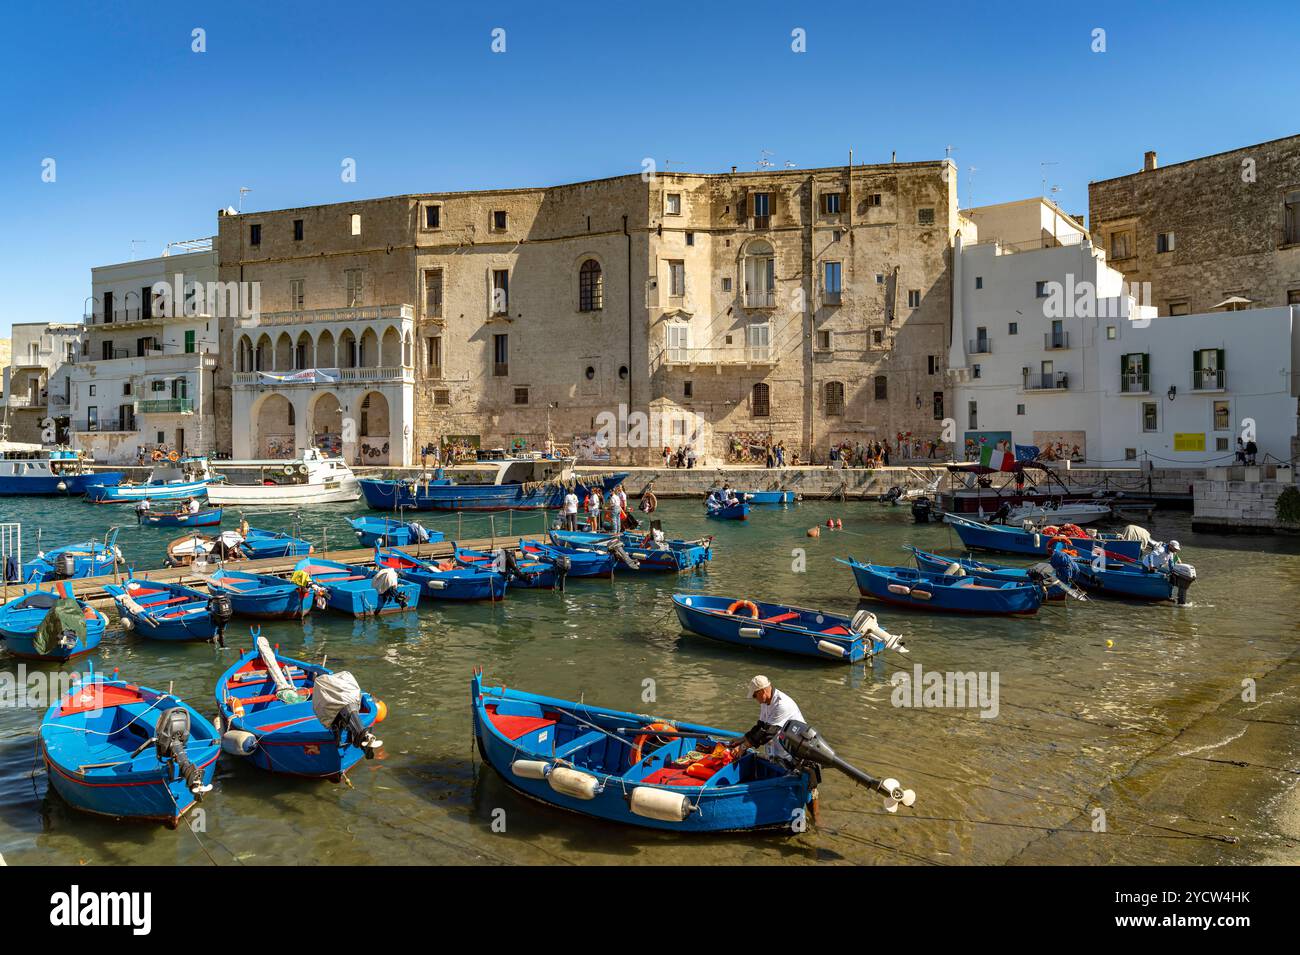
<box><xmin>944</xmin><ymin>145</ymin><xmax>955</xmax><ymax>159</ymax></box>
<box><xmin>967</xmin><ymin>166</ymin><xmax>978</xmax><ymax>206</ymax></box>
<box><xmin>129</xmin><ymin>240</ymin><xmax>146</xmax><ymax>260</ymax></box>
<box><xmin>238</xmin><ymin>186</ymin><xmax>252</xmax><ymax>212</ymax></box>
<box><xmin>1039</xmin><ymin>162</ymin><xmax>1058</xmax><ymax>197</ymax></box>
<box><xmin>757</xmin><ymin>150</ymin><xmax>774</xmax><ymax>170</ymax></box>
<box><xmin>784</xmin><ymin>160</ymin><xmax>797</xmax><ymax>168</ymax></box>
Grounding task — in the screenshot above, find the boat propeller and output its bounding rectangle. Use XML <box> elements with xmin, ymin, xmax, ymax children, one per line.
<box><xmin>152</xmin><ymin>707</ymin><xmax>212</xmax><ymax>797</ymax></box>
<box><xmin>778</xmin><ymin>720</ymin><xmax>916</xmax><ymax>812</ymax></box>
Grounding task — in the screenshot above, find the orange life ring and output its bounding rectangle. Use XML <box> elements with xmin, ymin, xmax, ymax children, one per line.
<box><xmin>168</xmin><ymin>450</ymin><xmax>180</xmax><ymax>462</ymax></box>
<box><xmin>151</xmin><ymin>450</ymin><xmax>163</xmax><ymax>462</ymax></box>
<box><xmin>727</xmin><ymin>599</ymin><xmax>759</xmax><ymax>618</ymax></box>
<box><xmin>629</xmin><ymin>721</ymin><xmax>677</xmax><ymax>766</ymax></box>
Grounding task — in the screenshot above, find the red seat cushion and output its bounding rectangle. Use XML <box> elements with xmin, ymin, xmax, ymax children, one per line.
<box><xmin>760</xmin><ymin>612</ymin><xmax>799</xmax><ymax>624</ymax></box>
<box><xmin>641</xmin><ymin>768</ymin><xmax>705</xmax><ymax>787</ymax></box>
<box><xmin>820</xmin><ymin>625</ymin><xmax>850</xmax><ymax>635</ymax></box>
<box><xmin>485</xmin><ymin>705</ymin><xmax>555</xmax><ymax>740</ymax></box>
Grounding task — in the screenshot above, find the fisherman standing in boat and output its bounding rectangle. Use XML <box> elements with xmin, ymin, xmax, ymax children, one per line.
<box><xmin>134</xmin><ymin>497</ymin><xmax>152</xmax><ymax>524</ymax></box>
<box><xmin>729</xmin><ymin>675</ymin><xmax>820</xmax><ymax>825</ymax></box>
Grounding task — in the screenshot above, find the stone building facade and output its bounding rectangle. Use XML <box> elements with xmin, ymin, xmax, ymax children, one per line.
<box><xmin>215</xmin><ymin>162</ymin><xmax>959</xmax><ymax>465</ymax></box>
<box><xmin>1089</xmin><ymin>136</ymin><xmax>1300</xmax><ymax>316</ymax></box>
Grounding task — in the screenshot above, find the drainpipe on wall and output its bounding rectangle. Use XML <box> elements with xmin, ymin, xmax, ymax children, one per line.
<box><xmin>623</xmin><ymin>214</ymin><xmax>634</xmax><ymax>464</ymax></box>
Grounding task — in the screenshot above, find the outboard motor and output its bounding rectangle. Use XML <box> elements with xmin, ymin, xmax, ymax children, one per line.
<box><xmin>607</xmin><ymin>539</ymin><xmax>641</xmax><ymax>571</ymax></box>
<box><xmin>879</xmin><ymin>485</ymin><xmax>903</xmax><ymax>505</ymax></box>
<box><xmin>549</xmin><ymin>553</ymin><xmax>571</xmax><ymax>592</ymax></box>
<box><xmin>370</xmin><ymin>566</ymin><xmax>407</xmax><ymax>609</ymax></box>
<box><xmin>311</xmin><ymin>671</ymin><xmax>382</xmax><ymax>759</ymax></box>
<box><xmin>59</xmin><ymin>552</ymin><xmax>78</xmax><ymax>578</ymax></box>
<box><xmin>154</xmin><ymin>707</ymin><xmax>211</xmax><ymax>797</ymax></box>
<box><xmin>206</xmin><ymin>593</ymin><xmax>234</xmax><ymax>648</ymax></box>
<box><xmin>502</xmin><ymin>548</ymin><xmax>528</xmax><ymax>584</ymax></box>
<box><xmin>1169</xmin><ymin>562</ymin><xmax>1197</xmax><ymax>605</ymax></box>
<box><xmin>911</xmin><ymin>497</ymin><xmax>933</xmax><ymax>523</ymax></box>
<box><xmin>992</xmin><ymin>502</ymin><xmax>1012</xmax><ymax>525</ymax></box>
<box><xmin>777</xmin><ymin>720</ymin><xmax>915</xmax><ymax>813</ymax></box>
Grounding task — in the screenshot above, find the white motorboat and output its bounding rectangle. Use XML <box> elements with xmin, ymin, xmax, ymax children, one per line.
<box><xmin>999</xmin><ymin>501</ymin><xmax>1112</xmax><ymax>525</ymax></box>
<box><xmin>205</xmin><ymin>448</ymin><xmax>361</xmax><ymax>505</ymax></box>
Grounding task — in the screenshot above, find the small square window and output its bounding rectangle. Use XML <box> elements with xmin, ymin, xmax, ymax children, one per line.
<box><xmin>683</xmin><ymin>380</ymin><xmax>693</xmax><ymax>398</ymax></box>
<box><xmin>816</xmin><ymin>330</ymin><xmax>832</xmax><ymax>350</ymax></box>
<box><xmin>972</xmin><ymin>364</ymin><xmax>981</xmax><ymax>379</ymax></box>
<box><xmin>424</xmin><ymin>205</ymin><xmax>441</xmax><ymax>229</ymax></box>
<box><xmin>1125</xmin><ymin>448</ymin><xmax>1137</xmax><ymax>460</ymax></box>
<box><xmin>249</xmin><ymin>224</ymin><xmax>261</xmax><ymax>246</ymax></box>
<box><xmin>975</xmin><ymin>276</ymin><xmax>983</xmax><ymax>289</ymax></box>
<box><xmin>514</xmin><ymin>387</ymin><xmax>529</xmax><ymax>405</ymax></box>
<box><xmin>1008</xmin><ymin>322</ymin><xmax>1018</xmax><ymax>335</ymax></box>
<box><xmin>1215</xmin><ymin>437</ymin><xmax>1229</xmax><ymax>452</ymax></box>
<box><xmin>867</xmin><ymin>193</ymin><xmax>882</xmax><ymax>207</ymax></box>
<box><xmin>917</xmin><ymin>208</ymin><xmax>935</xmax><ymax>226</ymax></box>
<box><xmin>123</xmin><ymin>382</ymin><xmax>132</xmax><ymax>395</ymax></box>
<box><xmin>666</xmin><ymin>194</ymin><xmax>682</xmax><ymax>215</ymax></box>
<box><xmin>1288</xmin><ymin>289</ymin><xmax>1300</xmax><ymax>305</ymax></box>
<box><xmin>350</xmin><ymin>214</ymin><xmax>361</xmax><ymax>236</ymax></box>
<box><xmin>88</xmin><ymin>384</ymin><xmax>96</xmax><ymax>396</ymax></box>
<box><xmin>1016</xmin><ymin>404</ymin><xmax>1026</xmax><ymax>415</ymax></box>
<box><xmin>1168</xmin><ymin>301</ymin><xmax>1190</xmax><ymax>316</ymax></box>
<box><xmin>685</xmin><ymin>232</ymin><xmax>694</xmax><ymax>246</ymax></box>
<box><xmin>821</xmin><ymin>192</ymin><xmax>842</xmax><ymax>215</ymax></box>
<box><xmin>1157</xmin><ymin>231</ymin><xmax>1175</xmax><ymax>253</ymax></box>
<box><xmin>722</xmin><ymin>277</ymin><xmax>732</xmax><ymax>292</ymax></box>
<box><xmin>872</xmin><ymin>329</ymin><xmax>884</xmax><ymax>346</ymax></box>
<box><xmin>1035</xmin><ymin>281</ymin><xmax>1049</xmax><ymax>298</ymax></box>
<box><xmin>492</xmin><ymin>210</ymin><xmax>508</xmax><ymax>231</ymax></box>
<box><xmin>293</xmin><ymin>219</ymin><xmax>303</xmax><ymax>241</ymax></box>
<box><xmin>434</xmin><ymin>389</ymin><xmax>450</xmax><ymax>406</ymax></box>
<box><xmin>1106</xmin><ymin>325</ymin><xmax>1117</xmax><ymax>339</ymax></box>
<box><xmin>907</xmin><ymin>290</ymin><xmax>921</xmax><ymax>307</ymax></box>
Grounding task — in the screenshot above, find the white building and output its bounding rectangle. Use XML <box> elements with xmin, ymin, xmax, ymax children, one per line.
<box><xmin>1</xmin><ymin>322</ymin><xmax>81</xmax><ymax>445</ymax></box>
<box><xmin>230</xmin><ymin>304</ymin><xmax>415</xmax><ymax>464</ymax></box>
<box><xmin>950</xmin><ymin>198</ymin><xmax>1299</xmax><ymax>467</ymax></box>
<box><xmin>68</xmin><ymin>243</ymin><xmax>220</xmax><ymax>464</ymax></box>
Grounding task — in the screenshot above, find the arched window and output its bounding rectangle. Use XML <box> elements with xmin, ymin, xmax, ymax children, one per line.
<box><xmin>824</xmin><ymin>381</ymin><xmax>845</xmax><ymax>416</ymax></box>
<box><xmin>579</xmin><ymin>259</ymin><xmax>603</xmax><ymax>311</ymax></box>
<box><xmin>751</xmin><ymin>382</ymin><xmax>771</xmax><ymax>417</ymax></box>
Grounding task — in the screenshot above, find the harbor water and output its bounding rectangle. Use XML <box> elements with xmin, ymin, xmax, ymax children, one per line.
<box><xmin>1</xmin><ymin>496</ymin><xmax>1297</xmax><ymax>865</ymax></box>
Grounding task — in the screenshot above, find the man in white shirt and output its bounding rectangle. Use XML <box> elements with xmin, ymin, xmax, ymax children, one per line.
<box><xmin>730</xmin><ymin>675</ymin><xmax>820</xmax><ymax>824</ymax></box>
<box><xmin>1144</xmin><ymin>539</ymin><xmax>1180</xmax><ymax>572</ymax></box>
<box><xmin>187</xmin><ymin>497</ymin><xmax>201</xmax><ymax>515</ymax></box>
<box><xmin>562</xmin><ymin>489</ymin><xmax>579</xmax><ymax>531</ymax></box>
<box><xmin>587</xmin><ymin>488</ymin><xmax>603</xmax><ymax>531</ymax></box>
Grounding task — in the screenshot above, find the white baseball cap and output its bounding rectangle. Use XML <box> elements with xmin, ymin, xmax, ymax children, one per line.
<box><xmin>748</xmin><ymin>675</ymin><xmax>772</xmax><ymax>698</ymax></box>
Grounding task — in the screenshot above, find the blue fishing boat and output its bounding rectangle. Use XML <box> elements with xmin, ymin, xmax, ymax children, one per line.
<box><xmin>207</xmin><ymin>568</ymin><xmax>313</xmax><ymax>620</ymax></box>
<box><xmin>672</xmin><ymin>594</ymin><xmax>906</xmax><ymax>662</ymax></box>
<box><xmin>906</xmin><ymin>545</ymin><xmax>1069</xmax><ymax>600</ymax></box>
<box><xmin>0</xmin><ymin>585</ymin><xmax>108</xmax><ymax>660</ymax></box>
<box><xmin>472</xmin><ymin>668</ymin><xmax>915</xmax><ymax>832</ymax></box>
<box><xmin>83</xmin><ymin>456</ymin><xmax>218</xmax><ymax>503</ymax></box>
<box><xmin>0</xmin><ymin>443</ymin><xmax>122</xmax><ymax>496</ymax></box>
<box><xmin>105</xmin><ymin>577</ymin><xmax>230</xmax><ymax>642</ymax></box>
<box><xmin>39</xmin><ymin>666</ymin><xmax>218</xmax><ymax>826</ymax></box>
<box><xmin>214</xmin><ymin>634</ymin><xmax>385</xmax><ymax>780</ymax></box>
<box><xmin>1072</xmin><ymin>559</ymin><xmax>1196</xmax><ymax>603</ymax></box>
<box><xmin>347</xmin><ymin>515</ymin><xmax>443</xmax><ymax>548</ymax></box>
<box><xmin>294</xmin><ymin>556</ymin><xmax>420</xmax><ymax>616</ymax></box>
<box><xmin>454</xmin><ymin>543</ymin><xmax>557</xmax><ymax>588</ymax></box>
<box><xmin>239</xmin><ymin>527</ymin><xmax>314</xmax><ymax>559</ymax></box>
<box><xmin>740</xmin><ymin>490</ymin><xmax>797</xmax><ymax>505</ymax></box>
<box><xmin>549</xmin><ymin>530</ymin><xmax>711</xmax><ymax>572</ymax></box>
<box><xmin>358</xmin><ymin>454</ymin><xmax>628</xmax><ymax>511</ymax></box>
<box><xmin>839</xmin><ymin>559</ymin><xmax>1044</xmax><ymax>615</ymax></box>
<box><xmin>944</xmin><ymin>514</ymin><xmax>1145</xmax><ymax>561</ymax></box>
<box><xmin>705</xmin><ymin>500</ymin><xmax>750</xmax><ymax>521</ymax></box>
<box><xmin>374</xmin><ymin>546</ymin><xmax>509</xmax><ymax>600</ymax></box>
<box><xmin>519</xmin><ymin>538</ymin><xmax>615</xmax><ymax>578</ymax></box>
<box><xmin>22</xmin><ymin>529</ymin><xmax>122</xmax><ymax>583</ymax></box>
<box><xmin>141</xmin><ymin>506</ymin><xmax>223</xmax><ymax>528</ymax></box>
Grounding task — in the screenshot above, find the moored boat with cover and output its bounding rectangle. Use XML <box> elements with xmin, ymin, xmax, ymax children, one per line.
<box><xmin>0</xmin><ymin>583</ymin><xmax>107</xmax><ymax>660</ymax></box>
<box><xmin>839</xmin><ymin>558</ymin><xmax>1045</xmax><ymax>615</ymax></box>
<box><xmin>293</xmin><ymin>555</ymin><xmax>420</xmax><ymax>616</ymax></box>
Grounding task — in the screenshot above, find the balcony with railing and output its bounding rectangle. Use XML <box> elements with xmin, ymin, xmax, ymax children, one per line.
<box><xmin>233</xmin><ymin>366</ymin><xmax>414</xmax><ymax>387</ymax></box>
<box><xmin>1044</xmin><ymin>331</ymin><xmax>1071</xmax><ymax>350</ymax></box>
<box><xmin>662</xmin><ymin>344</ymin><xmax>775</xmax><ymax>368</ymax></box>
<box><xmin>968</xmin><ymin>337</ymin><xmax>992</xmax><ymax>354</ymax></box>
<box><xmin>1191</xmin><ymin>368</ymin><xmax>1226</xmax><ymax>391</ymax></box>
<box><xmin>1022</xmin><ymin>371</ymin><xmax>1070</xmax><ymax>392</ymax></box>
<box><xmin>136</xmin><ymin>398</ymin><xmax>194</xmax><ymax>414</ymax></box>
<box><xmin>85</xmin><ymin>307</ymin><xmax>212</xmax><ymax>327</ymax></box>
<box><xmin>744</xmin><ymin>288</ymin><xmax>776</xmax><ymax>309</ymax></box>
<box><xmin>1119</xmin><ymin>372</ymin><xmax>1150</xmax><ymax>394</ymax></box>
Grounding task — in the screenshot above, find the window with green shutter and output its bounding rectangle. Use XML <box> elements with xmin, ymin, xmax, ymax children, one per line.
<box><xmin>184</xmin><ymin>329</ymin><xmax>196</xmax><ymax>354</ymax></box>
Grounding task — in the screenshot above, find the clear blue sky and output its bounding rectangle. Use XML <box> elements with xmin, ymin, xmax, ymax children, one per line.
<box><xmin>2</xmin><ymin>0</ymin><xmax>1297</xmax><ymax>335</ymax></box>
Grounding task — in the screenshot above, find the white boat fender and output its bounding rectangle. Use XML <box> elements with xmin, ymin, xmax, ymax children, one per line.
<box><xmin>629</xmin><ymin>786</ymin><xmax>694</xmax><ymax>822</ymax></box>
<box><xmin>510</xmin><ymin>759</ymin><xmax>551</xmax><ymax>780</ymax></box>
<box><xmin>547</xmin><ymin>766</ymin><xmax>602</xmax><ymax>800</ymax></box>
<box><xmin>427</xmin><ymin>579</ymin><xmax>447</xmax><ymax>591</ymax></box>
<box><xmin>120</xmin><ymin>615</ymin><xmax>134</xmax><ymax>631</ymax></box>
<box><xmin>886</xmin><ymin>583</ymin><xmax>911</xmax><ymax>595</ymax></box>
<box><xmin>880</xmin><ymin>777</ymin><xmax>917</xmax><ymax>813</ymax></box>
<box><xmin>738</xmin><ymin>626</ymin><xmax>763</xmax><ymax>638</ymax></box>
<box><xmin>908</xmin><ymin>589</ymin><xmax>932</xmax><ymax>600</ymax></box>
<box><xmin>816</xmin><ymin>640</ymin><xmax>846</xmax><ymax>658</ymax></box>
<box><xmin>221</xmin><ymin>729</ymin><xmax>258</xmax><ymax>756</ymax></box>
<box><xmin>944</xmin><ymin>562</ymin><xmax>965</xmax><ymax>576</ymax></box>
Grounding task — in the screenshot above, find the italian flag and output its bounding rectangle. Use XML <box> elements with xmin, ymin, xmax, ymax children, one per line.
<box><xmin>979</xmin><ymin>446</ymin><xmax>1016</xmax><ymax>471</ymax></box>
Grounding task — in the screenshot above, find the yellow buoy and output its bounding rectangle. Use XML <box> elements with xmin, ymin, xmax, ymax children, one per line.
<box><xmin>1105</xmin><ymin>639</ymin><xmax>1114</xmax><ymax>649</ymax></box>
